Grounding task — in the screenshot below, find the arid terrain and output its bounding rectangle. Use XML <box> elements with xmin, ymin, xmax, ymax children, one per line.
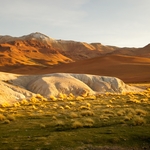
<box><xmin>0</xmin><ymin>32</ymin><xmax>150</xmax><ymax>150</ymax></box>
<box><xmin>0</xmin><ymin>32</ymin><xmax>150</xmax><ymax>83</ymax></box>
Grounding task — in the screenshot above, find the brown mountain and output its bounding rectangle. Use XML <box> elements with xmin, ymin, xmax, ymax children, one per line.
<box><xmin>0</xmin><ymin>32</ymin><xmax>117</xmax><ymax>63</ymax></box>
<box><xmin>0</xmin><ymin>32</ymin><xmax>150</xmax><ymax>83</ymax></box>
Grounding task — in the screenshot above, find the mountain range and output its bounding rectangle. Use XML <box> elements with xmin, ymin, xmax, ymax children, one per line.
<box><xmin>0</xmin><ymin>32</ymin><xmax>150</xmax><ymax>83</ymax></box>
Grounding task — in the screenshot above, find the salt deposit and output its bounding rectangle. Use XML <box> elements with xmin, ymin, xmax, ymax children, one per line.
<box><xmin>0</xmin><ymin>72</ymin><xmax>143</xmax><ymax>104</ymax></box>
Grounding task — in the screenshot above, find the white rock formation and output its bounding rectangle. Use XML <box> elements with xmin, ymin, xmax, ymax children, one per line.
<box><xmin>0</xmin><ymin>72</ymin><xmax>143</xmax><ymax>104</ymax></box>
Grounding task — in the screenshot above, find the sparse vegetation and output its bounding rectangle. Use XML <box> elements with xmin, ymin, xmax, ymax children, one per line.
<box><xmin>132</xmin><ymin>116</ymin><xmax>146</xmax><ymax>126</ymax></box>
<box><xmin>0</xmin><ymin>87</ymin><xmax>150</xmax><ymax>149</ymax></box>
<box><xmin>0</xmin><ymin>114</ymin><xmax>6</xmax><ymax>121</ymax></box>
<box><xmin>71</xmin><ymin>120</ymin><xmax>83</xmax><ymax>129</ymax></box>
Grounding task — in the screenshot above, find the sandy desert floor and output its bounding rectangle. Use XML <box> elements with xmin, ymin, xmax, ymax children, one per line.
<box><xmin>1</xmin><ymin>54</ymin><xmax>150</xmax><ymax>83</ymax></box>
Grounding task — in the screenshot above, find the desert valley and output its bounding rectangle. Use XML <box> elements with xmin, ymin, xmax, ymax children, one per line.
<box><xmin>0</xmin><ymin>32</ymin><xmax>150</xmax><ymax>150</ymax></box>
<box><xmin>0</xmin><ymin>32</ymin><xmax>150</xmax><ymax>83</ymax></box>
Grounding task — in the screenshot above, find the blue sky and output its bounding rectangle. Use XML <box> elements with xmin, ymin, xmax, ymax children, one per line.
<box><xmin>1</xmin><ymin>0</ymin><xmax>150</xmax><ymax>47</ymax></box>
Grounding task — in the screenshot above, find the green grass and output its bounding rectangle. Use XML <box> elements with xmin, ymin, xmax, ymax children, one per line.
<box><xmin>0</xmin><ymin>89</ymin><xmax>150</xmax><ymax>150</ymax></box>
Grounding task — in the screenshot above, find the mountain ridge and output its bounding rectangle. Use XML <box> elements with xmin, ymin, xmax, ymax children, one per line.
<box><xmin>0</xmin><ymin>32</ymin><xmax>150</xmax><ymax>83</ymax></box>
<box><xmin>0</xmin><ymin>32</ymin><xmax>119</xmax><ymax>65</ymax></box>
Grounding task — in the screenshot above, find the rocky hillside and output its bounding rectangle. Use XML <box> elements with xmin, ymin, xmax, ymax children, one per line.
<box><xmin>0</xmin><ymin>32</ymin><xmax>150</xmax><ymax>83</ymax></box>
<box><xmin>0</xmin><ymin>32</ymin><xmax>118</xmax><ymax>66</ymax></box>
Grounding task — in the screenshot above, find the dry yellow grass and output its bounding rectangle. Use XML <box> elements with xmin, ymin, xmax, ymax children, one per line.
<box><xmin>72</xmin><ymin>120</ymin><xmax>83</xmax><ymax>129</ymax></box>
<box><xmin>0</xmin><ymin>114</ymin><xmax>6</xmax><ymax>121</ymax></box>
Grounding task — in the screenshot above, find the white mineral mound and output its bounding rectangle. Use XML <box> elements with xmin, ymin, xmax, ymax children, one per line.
<box><xmin>0</xmin><ymin>72</ymin><xmax>142</xmax><ymax>104</ymax></box>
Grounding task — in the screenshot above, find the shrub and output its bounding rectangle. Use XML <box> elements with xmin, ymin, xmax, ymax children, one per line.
<box><xmin>86</xmin><ymin>102</ymin><xmax>91</xmax><ymax>107</ymax></box>
<box><xmin>100</xmin><ymin>115</ymin><xmax>109</xmax><ymax>120</ymax></box>
<box><xmin>68</xmin><ymin>93</ymin><xmax>75</xmax><ymax>100</ymax></box>
<box><xmin>20</xmin><ymin>99</ymin><xmax>29</xmax><ymax>105</ymax></box>
<box><xmin>40</xmin><ymin>124</ymin><xmax>46</xmax><ymax>128</ymax></box>
<box><xmin>84</xmin><ymin>123</ymin><xmax>93</xmax><ymax>127</ymax></box>
<box><xmin>124</xmin><ymin>113</ymin><xmax>133</xmax><ymax>121</ymax></box>
<box><xmin>65</xmin><ymin>105</ymin><xmax>71</xmax><ymax>109</ymax></box>
<box><xmin>35</xmin><ymin>94</ymin><xmax>44</xmax><ymax>100</ymax></box>
<box><xmin>102</xmin><ymin>109</ymin><xmax>114</xmax><ymax>115</ymax></box>
<box><xmin>76</xmin><ymin>96</ymin><xmax>84</xmax><ymax>101</ymax></box>
<box><xmin>132</xmin><ymin>116</ymin><xmax>146</xmax><ymax>126</ymax></box>
<box><xmin>3</xmin><ymin>119</ymin><xmax>10</xmax><ymax>124</ymax></box>
<box><xmin>30</xmin><ymin>97</ymin><xmax>39</xmax><ymax>103</ymax></box>
<box><xmin>32</xmin><ymin>105</ymin><xmax>37</xmax><ymax>110</ymax></box>
<box><xmin>59</xmin><ymin>106</ymin><xmax>64</xmax><ymax>110</ymax></box>
<box><xmin>1</xmin><ymin>102</ymin><xmax>10</xmax><ymax>108</ymax></box>
<box><xmin>80</xmin><ymin>110</ymin><xmax>94</xmax><ymax>116</ymax></box>
<box><xmin>124</xmin><ymin>116</ymin><xmax>131</xmax><ymax>121</ymax></box>
<box><xmin>0</xmin><ymin>108</ymin><xmax>4</xmax><ymax>113</ymax></box>
<box><xmin>86</xmin><ymin>95</ymin><xmax>96</xmax><ymax>100</ymax></box>
<box><xmin>7</xmin><ymin>114</ymin><xmax>16</xmax><ymax>121</ymax></box>
<box><xmin>37</xmin><ymin>110</ymin><xmax>43</xmax><ymax>113</ymax></box>
<box><xmin>52</xmin><ymin>116</ymin><xmax>57</xmax><ymax>120</ymax></box>
<box><xmin>69</xmin><ymin>101</ymin><xmax>76</xmax><ymax>106</ymax></box>
<box><xmin>135</xmin><ymin>109</ymin><xmax>147</xmax><ymax>116</ymax></box>
<box><xmin>0</xmin><ymin>114</ymin><xmax>6</xmax><ymax>121</ymax></box>
<box><xmin>58</xmin><ymin>93</ymin><xmax>67</xmax><ymax>100</ymax></box>
<box><xmin>41</xmin><ymin>97</ymin><xmax>48</xmax><ymax>102</ymax></box>
<box><xmin>55</xmin><ymin>120</ymin><xmax>65</xmax><ymax>127</ymax></box>
<box><xmin>79</xmin><ymin>106</ymin><xmax>90</xmax><ymax>110</ymax></box>
<box><xmin>106</xmin><ymin>104</ymin><xmax>113</xmax><ymax>108</ymax></box>
<box><xmin>126</xmin><ymin>108</ymin><xmax>136</xmax><ymax>115</ymax></box>
<box><xmin>13</xmin><ymin>102</ymin><xmax>20</xmax><ymax>107</ymax></box>
<box><xmin>84</xmin><ymin>118</ymin><xmax>94</xmax><ymax>124</ymax></box>
<box><xmin>50</xmin><ymin>95</ymin><xmax>57</xmax><ymax>101</ymax></box>
<box><xmin>117</xmin><ymin>110</ymin><xmax>126</xmax><ymax>116</ymax></box>
<box><xmin>70</xmin><ymin>112</ymin><xmax>78</xmax><ymax>118</ymax></box>
<box><xmin>72</xmin><ymin>121</ymin><xmax>83</xmax><ymax>129</ymax></box>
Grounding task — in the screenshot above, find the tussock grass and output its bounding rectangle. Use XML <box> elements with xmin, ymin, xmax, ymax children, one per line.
<box><xmin>117</xmin><ymin>110</ymin><xmax>126</xmax><ymax>116</ymax></box>
<box><xmin>132</xmin><ymin>116</ymin><xmax>146</xmax><ymax>126</ymax></box>
<box><xmin>135</xmin><ymin>109</ymin><xmax>147</xmax><ymax>116</ymax></box>
<box><xmin>102</xmin><ymin>109</ymin><xmax>114</xmax><ymax>115</ymax></box>
<box><xmin>3</xmin><ymin>119</ymin><xmax>10</xmax><ymax>124</ymax></box>
<box><xmin>40</xmin><ymin>123</ymin><xmax>46</xmax><ymax>128</ymax></box>
<box><xmin>70</xmin><ymin>112</ymin><xmax>78</xmax><ymax>118</ymax></box>
<box><xmin>71</xmin><ymin>120</ymin><xmax>83</xmax><ymax>129</ymax></box>
<box><xmin>0</xmin><ymin>114</ymin><xmax>6</xmax><ymax>121</ymax></box>
<box><xmin>49</xmin><ymin>95</ymin><xmax>57</xmax><ymax>101</ymax></box>
<box><xmin>84</xmin><ymin>118</ymin><xmax>94</xmax><ymax>124</ymax></box>
<box><xmin>0</xmin><ymin>108</ymin><xmax>5</xmax><ymax>113</ymax></box>
<box><xmin>7</xmin><ymin>114</ymin><xmax>16</xmax><ymax>121</ymax></box>
<box><xmin>80</xmin><ymin>110</ymin><xmax>94</xmax><ymax>116</ymax></box>
<box><xmin>79</xmin><ymin>105</ymin><xmax>90</xmax><ymax>110</ymax></box>
<box><xmin>99</xmin><ymin>115</ymin><xmax>110</xmax><ymax>120</ymax></box>
<box><xmin>0</xmin><ymin>85</ymin><xmax>150</xmax><ymax>149</ymax></box>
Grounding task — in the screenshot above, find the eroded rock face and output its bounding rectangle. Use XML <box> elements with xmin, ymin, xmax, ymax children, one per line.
<box><xmin>0</xmin><ymin>72</ymin><xmax>142</xmax><ymax>104</ymax></box>
<box><xmin>27</xmin><ymin>74</ymin><xmax>95</xmax><ymax>97</ymax></box>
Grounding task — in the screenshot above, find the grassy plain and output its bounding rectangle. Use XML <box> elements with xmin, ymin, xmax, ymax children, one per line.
<box><xmin>0</xmin><ymin>85</ymin><xmax>150</xmax><ymax>150</ymax></box>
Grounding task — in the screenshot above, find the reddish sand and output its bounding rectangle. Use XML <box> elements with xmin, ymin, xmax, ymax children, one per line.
<box><xmin>1</xmin><ymin>54</ymin><xmax>150</xmax><ymax>83</ymax></box>
<box><xmin>0</xmin><ymin>34</ymin><xmax>150</xmax><ymax>83</ymax></box>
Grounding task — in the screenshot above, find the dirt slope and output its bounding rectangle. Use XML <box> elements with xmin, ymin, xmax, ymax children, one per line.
<box><xmin>40</xmin><ymin>54</ymin><xmax>150</xmax><ymax>83</ymax></box>
<box><xmin>0</xmin><ymin>32</ymin><xmax>150</xmax><ymax>83</ymax></box>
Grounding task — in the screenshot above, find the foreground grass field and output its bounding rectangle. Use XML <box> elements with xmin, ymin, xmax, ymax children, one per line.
<box><xmin>0</xmin><ymin>85</ymin><xmax>150</xmax><ymax>150</ymax></box>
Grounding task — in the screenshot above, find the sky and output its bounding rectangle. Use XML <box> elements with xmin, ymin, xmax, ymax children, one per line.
<box><xmin>1</xmin><ymin>0</ymin><xmax>150</xmax><ymax>47</ymax></box>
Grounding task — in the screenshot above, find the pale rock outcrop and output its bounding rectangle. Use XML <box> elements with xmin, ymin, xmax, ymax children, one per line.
<box><xmin>0</xmin><ymin>72</ymin><xmax>143</xmax><ymax>104</ymax></box>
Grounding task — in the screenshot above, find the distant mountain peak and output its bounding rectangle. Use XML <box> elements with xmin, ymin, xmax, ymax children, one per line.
<box><xmin>144</xmin><ymin>43</ymin><xmax>150</xmax><ymax>48</ymax></box>
<box><xmin>29</xmin><ymin>32</ymin><xmax>48</xmax><ymax>37</ymax></box>
<box><xmin>20</xmin><ymin>32</ymin><xmax>56</xmax><ymax>43</ymax></box>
